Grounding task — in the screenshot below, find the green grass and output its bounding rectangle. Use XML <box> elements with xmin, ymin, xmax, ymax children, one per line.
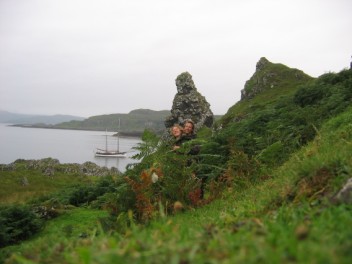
<box><xmin>3</xmin><ymin>107</ymin><xmax>351</xmax><ymax>263</ymax></box>
<box><xmin>0</xmin><ymin>161</ymin><xmax>101</xmax><ymax>204</ymax></box>
<box><xmin>1</xmin><ymin>208</ymin><xmax>108</xmax><ymax>263</ymax></box>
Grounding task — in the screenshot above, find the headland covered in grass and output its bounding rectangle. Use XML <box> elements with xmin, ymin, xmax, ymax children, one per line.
<box><xmin>1</xmin><ymin>62</ymin><xmax>351</xmax><ymax>263</ymax></box>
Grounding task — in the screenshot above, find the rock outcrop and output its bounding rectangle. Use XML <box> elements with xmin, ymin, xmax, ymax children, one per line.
<box><xmin>240</xmin><ymin>57</ymin><xmax>312</xmax><ymax>100</ymax></box>
<box><xmin>164</xmin><ymin>72</ymin><xmax>213</xmax><ymax>131</ymax></box>
<box><xmin>333</xmin><ymin>178</ymin><xmax>352</xmax><ymax>204</ymax></box>
<box><xmin>2</xmin><ymin>158</ymin><xmax>121</xmax><ymax>176</ymax></box>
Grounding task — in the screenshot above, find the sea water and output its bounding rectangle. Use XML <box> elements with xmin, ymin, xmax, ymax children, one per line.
<box><xmin>0</xmin><ymin>123</ymin><xmax>141</xmax><ymax>172</ymax></box>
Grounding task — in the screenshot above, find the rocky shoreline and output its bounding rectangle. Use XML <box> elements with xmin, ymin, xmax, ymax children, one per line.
<box><xmin>0</xmin><ymin>158</ymin><xmax>122</xmax><ymax>177</ymax></box>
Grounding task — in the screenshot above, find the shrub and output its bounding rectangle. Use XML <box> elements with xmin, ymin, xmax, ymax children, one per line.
<box><xmin>67</xmin><ymin>176</ymin><xmax>117</xmax><ymax>206</ymax></box>
<box><xmin>125</xmin><ymin>152</ymin><xmax>201</xmax><ymax>222</ymax></box>
<box><xmin>293</xmin><ymin>84</ymin><xmax>326</xmax><ymax>107</ymax></box>
<box><xmin>0</xmin><ymin>205</ymin><xmax>44</xmax><ymax>247</ymax></box>
<box><xmin>257</xmin><ymin>141</ymin><xmax>286</xmax><ymax>166</ymax></box>
<box><xmin>92</xmin><ymin>178</ymin><xmax>136</xmax><ymax>216</ymax></box>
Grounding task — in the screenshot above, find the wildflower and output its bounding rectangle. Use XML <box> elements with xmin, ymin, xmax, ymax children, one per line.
<box><xmin>173</xmin><ymin>201</ymin><xmax>184</xmax><ymax>213</ymax></box>
<box><xmin>151</xmin><ymin>172</ymin><xmax>159</xmax><ymax>183</ymax></box>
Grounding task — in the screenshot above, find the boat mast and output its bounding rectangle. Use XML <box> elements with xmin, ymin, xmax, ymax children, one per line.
<box><xmin>105</xmin><ymin>129</ymin><xmax>108</xmax><ymax>151</ymax></box>
<box><xmin>117</xmin><ymin>118</ymin><xmax>120</xmax><ymax>152</ymax></box>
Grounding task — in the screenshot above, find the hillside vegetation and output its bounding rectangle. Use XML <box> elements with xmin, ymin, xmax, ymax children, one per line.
<box><xmin>54</xmin><ymin>110</ymin><xmax>222</xmax><ymax>136</ymax></box>
<box><xmin>51</xmin><ymin>109</ymin><xmax>171</xmax><ymax>136</ymax></box>
<box><xmin>0</xmin><ymin>64</ymin><xmax>351</xmax><ymax>263</ymax></box>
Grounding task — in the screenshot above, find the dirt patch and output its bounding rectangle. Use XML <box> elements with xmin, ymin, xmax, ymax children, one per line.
<box><xmin>294</xmin><ymin>167</ymin><xmax>333</xmax><ymax>202</ymax></box>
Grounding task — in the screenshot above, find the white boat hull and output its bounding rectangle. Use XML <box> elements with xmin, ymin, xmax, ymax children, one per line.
<box><xmin>95</xmin><ymin>150</ymin><xmax>126</xmax><ymax>158</ymax></box>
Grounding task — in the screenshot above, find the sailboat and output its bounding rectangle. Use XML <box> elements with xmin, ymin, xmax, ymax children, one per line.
<box><xmin>95</xmin><ymin>119</ymin><xmax>126</xmax><ymax>158</ymax></box>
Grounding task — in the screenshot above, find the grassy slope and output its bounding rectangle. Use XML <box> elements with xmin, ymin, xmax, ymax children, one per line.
<box><xmin>0</xmin><ymin>160</ymin><xmax>102</xmax><ymax>205</ymax></box>
<box><xmin>3</xmin><ymin>107</ymin><xmax>352</xmax><ymax>263</ymax></box>
<box><xmin>218</xmin><ymin>60</ymin><xmax>313</xmax><ymax>128</ymax></box>
<box><xmin>2</xmin><ymin>208</ymin><xmax>108</xmax><ymax>264</ymax></box>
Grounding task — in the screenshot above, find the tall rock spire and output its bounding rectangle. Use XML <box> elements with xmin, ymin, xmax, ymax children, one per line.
<box><xmin>164</xmin><ymin>72</ymin><xmax>213</xmax><ymax>131</ymax></box>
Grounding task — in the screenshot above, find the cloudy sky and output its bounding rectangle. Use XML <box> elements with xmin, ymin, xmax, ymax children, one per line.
<box><xmin>1</xmin><ymin>0</ymin><xmax>351</xmax><ymax>117</ymax></box>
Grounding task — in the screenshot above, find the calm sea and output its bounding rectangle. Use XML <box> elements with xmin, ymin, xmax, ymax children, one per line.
<box><xmin>0</xmin><ymin>123</ymin><xmax>141</xmax><ymax>172</ymax></box>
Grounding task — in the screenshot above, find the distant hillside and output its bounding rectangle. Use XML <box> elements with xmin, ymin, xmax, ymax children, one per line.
<box><xmin>0</xmin><ymin>110</ymin><xmax>85</xmax><ymax>125</ymax></box>
<box><xmin>7</xmin><ymin>108</ymin><xmax>223</xmax><ymax>136</ymax></box>
<box><xmin>54</xmin><ymin>109</ymin><xmax>171</xmax><ymax>136</ymax></box>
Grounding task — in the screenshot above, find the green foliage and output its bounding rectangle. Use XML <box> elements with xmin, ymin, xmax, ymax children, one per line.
<box><xmin>195</xmin><ymin>126</ymin><xmax>213</xmax><ymax>138</ymax></box>
<box><xmin>7</xmin><ymin>112</ymin><xmax>351</xmax><ymax>263</ymax></box>
<box><xmin>293</xmin><ymin>84</ymin><xmax>325</xmax><ymax>107</ymax></box>
<box><xmin>257</xmin><ymin>141</ymin><xmax>285</xmax><ymax>166</ymax></box>
<box><xmin>91</xmin><ymin>177</ymin><xmax>136</xmax><ymax>216</ymax></box>
<box><xmin>196</xmin><ymin>141</ymin><xmax>227</xmax><ymax>180</ymax></box>
<box><xmin>225</xmin><ymin>148</ymin><xmax>263</xmax><ymax>189</ymax></box>
<box><xmin>131</xmin><ymin>129</ymin><xmax>161</xmax><ymax>161</ymax></box>
<box><xmin>0</xmin><ymin>204</ymin><xmax>44</xmax><ymax>247</ymax></box>
<box><xmin>65</xmin><ymin>105</ymin><xmax>351</xmax><ymax>264</ymax></box>
<box><xmin>0</xmin><ymin>159</ymin><xmax>119</xmax><ymax>206</ymax></box>
<box><xmin>67</xmin><ymin>176</ymin><xmax>117</xmax><ymax>206</ymax></box>
<box><xmin>0</xmin><ymin>208</ymin><xmax>107</xmax><ymax>264</ymax></box>
<box><xmin>157</xmin><ymin>150</ymin><xmax>201</xmax><ymax>204</ymax></box>
<box><xmin>215</xmin><ymin>68</ymin><xmax>352</xmax><ymax>171</ymax></box>
<box><xmin>114</xmin><ymin>130</ymin><xmax>225</xmax><ymax>222</ymax></box>
<box><xmin>242</xmin><ymin>58</ymin><xmax>313</xmax><ymax>98</ymax></box>
<box><xmin>1</xmin><ymin>66</ymin><xmax>352</xmax><ymax>263</ymax></box>
<box><xmin>126</xmin><ymin>140</ymin><xmax>203</xmax><ymax>221</ymax></box>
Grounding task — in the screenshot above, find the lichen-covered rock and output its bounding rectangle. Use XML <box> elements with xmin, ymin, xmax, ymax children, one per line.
<box><xmin>0</xmin><ymin>163</ymin><xmax>16</xmax><ymax>171</ymax></box>
<box><xmin>1</xmin><ymin>158</ymin><xmax>122</xmax><ymax>177</ymax></box>
<box><xmin>165</xmin><ymin>72</ymin><xmax>214</xmax><ymax>131</ymax></box>
<box><xmin>43</xmin><ymin>166</ymin><xmax>55</xmax><ymax>177</ymax></box>
<box><xmin>79</xmin><ymin>161</ymin><xmax>114</xmax><ymax>176</ymax></box>
<box><xmin>25</xmin><ymin>158</ymin><xmax>60</xmax><ymax>170</ymax></box>
<box><xmin>21</xmin><ymin>176</ymin><xmax>29</xmax><ymax>186</ymax></box>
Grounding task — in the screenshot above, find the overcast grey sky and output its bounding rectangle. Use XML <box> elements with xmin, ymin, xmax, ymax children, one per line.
<box><xmin>1</xmin><ymin>0</ymin><xmax>351</xmax><ymax>117</ymax></box>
